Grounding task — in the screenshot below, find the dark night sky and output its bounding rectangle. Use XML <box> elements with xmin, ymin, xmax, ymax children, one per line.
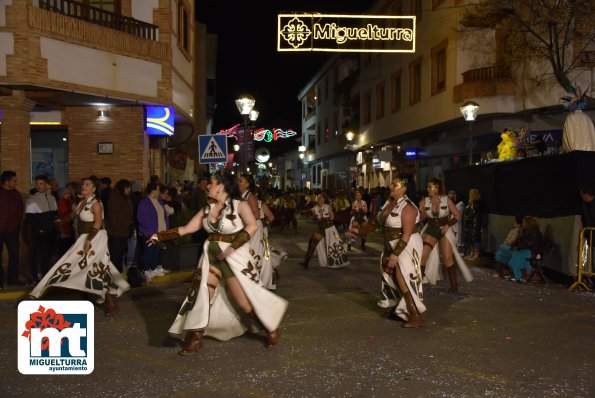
<box><xmin>198</xmin><ymin>1</ymin><xmax>376</xmax><ymax>153</ymax></box>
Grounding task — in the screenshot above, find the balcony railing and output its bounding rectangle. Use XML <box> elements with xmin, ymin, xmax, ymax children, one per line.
<box><xmin>454</xmin><ymin>64</ymin><xmax>516</xmax><ymax>101</ymax></box>
<box><xmin>39</xmin><ymin>0</ymin><xmax>158</xmax><ymax>41</ymax></box>
<box><xmin>462</xmin><ymin>65</ymin><xmax>511</xmax><ymax>82</ymax></box>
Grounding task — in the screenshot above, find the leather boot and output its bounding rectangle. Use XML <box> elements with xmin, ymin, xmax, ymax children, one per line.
<box><xmin>248</xmin><ymin>310</ymin><xmax>280</xmax><ymax>348</ymax></box>
<box><xmin>299</xmin><ymin>238</ymin><xmax>316</xmax><ymax>269</ymax></box>
<box><xmin>178</xmin><ymin>330</ymin><xmax>204</xmax><ymax>356</ymax></box>
<box><xmin>447</xmin><ymin>265</ymin><xmax>459</xmax><ymax>293</ymax></box>
<box><xmin>104</xmin><ymin>293</ymin><xmax>119</xmax><ymax>316</ymax></box>
<box><xmin>402</xmin><ymin>291</ymin><xmax>424</xmax><ymax>328</ymax></box>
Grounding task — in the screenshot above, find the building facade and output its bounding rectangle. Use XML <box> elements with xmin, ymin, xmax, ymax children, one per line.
<box><xmin>0</xmin><ymin>0</ymin><xmax>198</xmax><ymax>192</ymax></box>
<box><xmin>296</xmin><ymin>0</ymin><xmax>594</xmax><ymax>192</ymax></box>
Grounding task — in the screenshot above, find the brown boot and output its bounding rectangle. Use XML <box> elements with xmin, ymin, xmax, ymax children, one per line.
<box><xmin>178</xmin><ymin>330</ymin><xmax>204</xmax><ymax>356</ymax></box>
<box><xmin>402</xmin><ymin>291</ymin><xmax>424</xmax><ymax>328</ymax></box>
<box><xmin>299</xmin><ymin>238</ymin><xmax>317</xmax><ymax>269</ymax></box>
<box><xmin>447</xmin><ymin>265</ymin><xmax>459</xmax><ymax>293</ymax></box>
<box><xmin>248</xmin><ymin>310</ymin><xmax>280</xmax><ymax>348</ymax></box>
<box><xmin>104</xmin><ymin>293</ymin><xmax>119</xmax><ymax>316</ymax></box>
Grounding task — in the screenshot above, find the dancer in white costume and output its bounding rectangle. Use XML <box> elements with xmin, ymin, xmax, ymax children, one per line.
<box><xmin>257</xmin><ymin>190</ymin><xmax>287</xmax><ymax>289</ymax></box>
<box><xmin>345</xmin><ymin>190</ymin><xmax>368</xmax><ymax>251</ymax></box>
<box><xmin>419</xmin><ymin>179</ymin><xmax>472</xmax><ymax>292</ymax></box>
<box><xmin>355</xmin><ymin>175</ymin><xmax>425</xmax><ymax>327</ymax></box>
<box><xmin>300</xmin><ymin>194</ymin><xmax>349</xmax><ymax>269</ymax></box>
<box><xmin>239</xmin><ymin>174</ymin><xmax>265</xmax><ymax>273</ymax></box>
<box><xmin>29</xmin><ymin>177</ymin><xmax>130</xmax><ymax>316</ymax></box>
<box><xmin>151</xmin><ymin>172</ymin><xmax>287</xmax><ymax>356</ymax></box>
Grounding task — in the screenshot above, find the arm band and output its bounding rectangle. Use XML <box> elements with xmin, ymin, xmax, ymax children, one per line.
<box><xmin>157</xmin><ymin>228</ymin><xmax>180</xmax><ymax>241</ymax></box>
<box><xmin>447</xmin><ymin>217</ymin><xmax>458</xmax><ymax>226</ymax></box>
<box><xmin>231</xmin><ymin>229</ymin><xmax>251</xmax><ymax>250</ymax></box>
<box><xmin>86</xmin><ymin>228</ymin><xmax>99</xmax><ymax>242</ymax></box>
<box><xmin>391</xmin><ymin>239</ymin><xmax>408</xmax><ymax>257</ymax></box>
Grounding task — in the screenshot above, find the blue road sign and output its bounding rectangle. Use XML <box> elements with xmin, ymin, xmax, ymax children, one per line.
<box><xmin>199</xmin><ymin>135</ymin><xmax>228</xmax><ymax>164</ymax></box>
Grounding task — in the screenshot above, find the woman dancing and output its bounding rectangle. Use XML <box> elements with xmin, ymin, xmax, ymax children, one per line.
<box><xmin>355</xmin><ymin>175</ymin><xmax>425</xmax><ymax>327</ymax></box>
<box><xmin>419</xmin><ymin>179</ymin><xmax>472</xmax><ymax>292</ymax></box>
<box><xmin>151</xmin><ymin>172</ymin><xmax>287</xmax><ymax>355</ymax></box>
<box><xmin>30</xmin><ymin>176</ymin><xmax>130</xmax><ymax>316</ymax></box>
<box><xmin>346</xmin><ymin>190</ymin><xmax>368</xmax><ymax>251</ymax></box>
<box><xmin>299</xmin><ymin>193</ymin><xmax>349</xmax><ymax>269</ymax></box>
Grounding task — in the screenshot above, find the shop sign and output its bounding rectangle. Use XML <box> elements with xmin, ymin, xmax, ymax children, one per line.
<box><xmin>146</xmin><ymin>106</ymin><xmax>174</xmax><ymax>136</ymax></box>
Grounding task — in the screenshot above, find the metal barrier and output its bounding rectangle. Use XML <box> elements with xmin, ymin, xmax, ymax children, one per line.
<box><xmin>569</xmin><ymin>227</ymin><xmax>594</xmax><ymax>291</ymax></box>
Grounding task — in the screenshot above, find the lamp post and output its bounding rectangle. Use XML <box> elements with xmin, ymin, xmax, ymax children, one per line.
<box><xmin>235</xmin><ymin>95</ymin><xmax>255</xmax><ymax>172</ymax></box>
<box><xmin>346</xmin><ymin>131</ymin><xmax>355</xmax><ymax>189</ymax></box>
<box><xmin>460</xmin><ymin>101</ymin><xmax>479</xmax><ymax>166</ymax></box>
<box><xmin>298</xmin><ymin>145</ymin><xmax>306</xmax><ymax>190</ymax></box>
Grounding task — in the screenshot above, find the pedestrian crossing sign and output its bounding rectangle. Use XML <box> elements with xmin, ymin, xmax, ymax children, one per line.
<box><xmin>199</xmin><ymin>135</ymin><xmax>228</xmax><ymax>164</ymax></box>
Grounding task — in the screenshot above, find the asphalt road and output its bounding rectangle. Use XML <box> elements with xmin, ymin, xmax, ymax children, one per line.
<box><xmin>1</xmin><ymin>217</ymin><xmax>594</xmax><ymax>397</ymax></box>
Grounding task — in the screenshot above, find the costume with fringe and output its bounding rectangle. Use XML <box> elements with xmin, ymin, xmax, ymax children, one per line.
<box><xmin>169</xmin><ymin>199</ymin><xmax>288</xmax><ymax>341</ymax></box>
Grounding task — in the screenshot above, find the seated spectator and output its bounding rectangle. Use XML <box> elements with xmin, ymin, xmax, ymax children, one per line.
<box><xmin>494</xmin><ymin>215</ymin><xmax>524</xmax><ymax>278</ymax></box>
<box><xmin>505</xmin><ymin>216</ymin><xmax>544</xmax><ymax>282</ymax></box>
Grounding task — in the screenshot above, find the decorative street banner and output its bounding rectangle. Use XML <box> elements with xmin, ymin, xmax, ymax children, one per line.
<box><xmin>278</xmin><ymin>14</ymin><xmax>415</xmax><ymax>53</ymax></box>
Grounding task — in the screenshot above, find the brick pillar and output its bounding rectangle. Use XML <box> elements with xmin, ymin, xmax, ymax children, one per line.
<box><xmin>0</xmin><ymin>90</ymin><xmax>36</xmax><ymax>193</ymax></box>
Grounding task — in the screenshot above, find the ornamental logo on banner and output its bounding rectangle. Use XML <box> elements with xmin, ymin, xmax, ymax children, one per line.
<box><xmin>277</xmin><ymin>14</ymin><xmax>416</xmax><ymax>53</ymax></box>
<box><xmin>199</xmin><ymin>135</ymin><xmax>228</xmax><ymax>164</ymax></box>
<box><xmin>18</xmin><ymin>300</ymin><xmax>94</xmax><ymax>375</ymax></box>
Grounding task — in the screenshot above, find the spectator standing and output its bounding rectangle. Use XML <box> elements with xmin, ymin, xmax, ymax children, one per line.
<box><xmin>462</xmin><ymin>188</ymin><xmax>483</xmax><ymax>261</ymax></box>
<box><xmin>25</xmin><ymin>175</ymin><xmax>58</xmax><ymax>284</ymax></box>
<box><xmin>48</xmin><ymin>178</ymin><xmax>60</xmax><ymax>202</ymax></box>
<box><xmin>0</xmin><ymin>171</ymin><xmax>25</xmax><ymax>288</ymax></box>
<box><xmin>137</xmin><ymin>183</ymin><xmax>169</xmax><ymax>279</ymax></box>
<box><xmin>127</xmin><ymin>179</ymin><xmax>144</xmax><ymax>267</ymax></box>
<box><xmin>447</xmin><ymin>190</ymin><xmax>465</xmax><ymax>254</ymax></box>
<box><xmin>190</xmin><ymin>177</ymin><xmax>208</xmax><ymax>245</ymax></box>
<box><xmin>99</xmin><ymin>177</ymin><xmax>112</xmax><ymax>216</ymax></box>
<box><xmin>56</xmin><ymin>183</ymin><xmax>75</xmax><ymax>257</ymax></box>
<box><xmin>106</xmin><ymin>179</ymin><xmax>134</xmax><ymax>273</ymax></box>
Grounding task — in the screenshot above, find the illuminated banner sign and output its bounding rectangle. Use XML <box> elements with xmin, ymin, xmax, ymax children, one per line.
<box><xmin>146</xmin><ymin>106</ymin><xmax>174</xmax><ymax>136</ymax></box>
<box><xmin>277</xmin><ymin>14</ymin><xmax>415</xmax><ymax>53</ymax></box>
<box><xmin>219</xmin><ymin>125</ymin><xmax>299</xmax><ymax>142</ymax></box>
<box><xmin>253</xmin><ymin>128</ymin><xmax>297</xmax><ymax>142</ymax></box>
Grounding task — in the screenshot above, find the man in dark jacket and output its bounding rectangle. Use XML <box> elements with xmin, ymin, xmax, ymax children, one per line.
<box><xmin>0</xmin><ymin>171</ymin><xmax>25</xmax><ymax>288</ymax></box>
<box><xmin>25</xmin><ymin>175</ymin><xmax>58</xmax><ymax>284</ymax></box>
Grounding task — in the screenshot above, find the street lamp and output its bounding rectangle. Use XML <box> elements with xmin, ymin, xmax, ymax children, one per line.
<box><xmin>460</xmin><ymin>101</ymin><xmax>479</xmax><ymax>166</ymax></box>
<box><xmin>235</xmin><ymin>95</ymin><xmax>255</xmax><ymax>172</ymax></box>
<box><xmin>345</xmin><ymin>131</ymin><xmax>356</xmax><ymax>189</ymax></box>
<box><xmin>298</xmin><ymin>145</ymin><xmax>306</xmax><ymax>189</ymax></box>
<box><xmin>345</xmin><ymin>131</ymin><xmax>355</xmax><ymax>142</ymax></box>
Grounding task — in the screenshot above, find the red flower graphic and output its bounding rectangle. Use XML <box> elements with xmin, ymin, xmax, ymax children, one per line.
<box><xmin>21</xmin><ymin>305</ymin><xmax>72</xmax><ymax>350</ymax></box>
